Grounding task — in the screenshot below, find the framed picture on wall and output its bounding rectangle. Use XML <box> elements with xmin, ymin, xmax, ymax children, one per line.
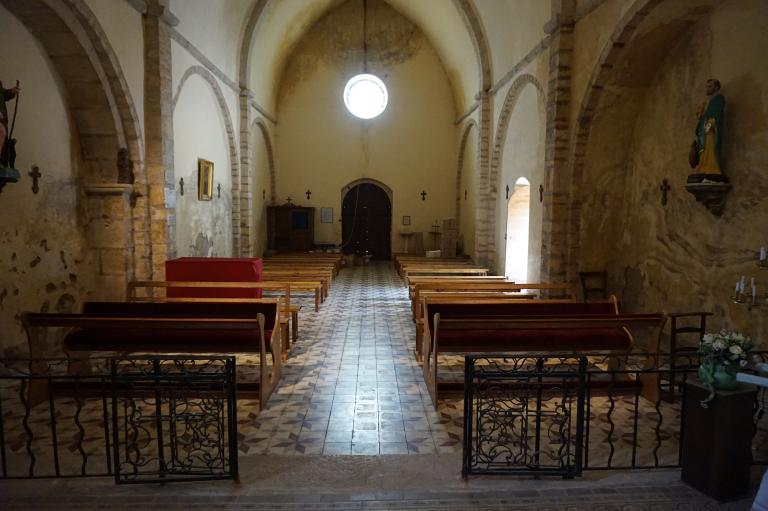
<box><xmin>402</xmin><ymin>215</ymin><xmax>411</xmax><ymax>226</ymax></box>
<box><xmin>320</xmin><ymin>207</ymin><xmax>333</xmax><ymax>223</ymax></box>
<box><xmin>198</xmin><ymin>158</ymin><xmax>214</xmax><ymax>201</ymax></box>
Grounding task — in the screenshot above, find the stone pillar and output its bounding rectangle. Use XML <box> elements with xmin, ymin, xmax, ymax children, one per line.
<box><xmin>541</xmin><ymin>0</ymin><xmax>575</xmax><ymax>283</ymax></box>
<box><xmin>239</xmin><ymin>89</ymin><xmax>254</xmax><ymax>257</ymax></box>
<box><xmin>84</xmin><ymin>184</ymin><xmax>134</xmax><ymax>299</ymax></box>
<box><xmin>143</xmin><ymin>0</ymin><xmax>176</xmax><ymax>278</ymax></box>
<box><xmin>473</xmin><ymin>91</ymin><xmax>493</xmax><ymax>269</ymax></box>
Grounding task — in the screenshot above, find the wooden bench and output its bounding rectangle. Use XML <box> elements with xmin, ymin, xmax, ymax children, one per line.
<box><xmin>261</xmin><ymin>269</ymin><xmax>331</xmax><ymax>301</ymax></box>
<box><xmin>403</xmin><ymin>267</ymin><xmax>489</xmax><ymax>282</ymax></box>
<box><xmin>22</xmin><ymin>300</ymin><xmax>284</xmax><ymax>410</ymax></box>
<box><xmin>128</xmin><ymin>280</ymin><xmax>305</xmax><ymax>344</ymax></box>
<box><xmin>420</xmin><ymin>298</ymin><xmax>666</xmax><ymax>407</ymax></box>
<box><xmin>411</xmin><ymin>282</ymin><xmax>577</xmax><ymax>322</ymax></box>
<box><xmin>412</xmin><ymin>284</ymin><xmax>578</xmax><ymax>357</ymax></box>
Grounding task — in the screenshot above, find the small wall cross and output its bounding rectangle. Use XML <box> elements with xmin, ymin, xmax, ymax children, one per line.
<box><xmin>421</xmin><ymin>190</ymin><xmax>427</xmax><ymax>201</ymax></box>
<box><xmin>306</xmin><ymin>189</ymin><xmax>312</xmax><ymax>200</ymax></box>
<box><xmin>217</xmin><ymin>183</ymin><xmax>222</xmax><ymax>198</ymax></box>
<box><xmin>179</xmin><ymin>177</ymin><xmax>184</xmax><ymax>196</ymax></box>
<box><xmin>660</xmin><ymin>179</ymin><xmax>671</xmax><ymax>206</ymax></box>
<box><xmin>29</xmin><ymin>165</ymin><xmax>41</xmax><ymax>194</ymax></box>
<box><xmin>539</xmin><ymin>184</ymin><xmax>544</xmax><ymax>203</ymax></box>
<box><xmin>506</xmin><ymin>184</ymin><xmax>510</xmax><ymax>200</ymax></box>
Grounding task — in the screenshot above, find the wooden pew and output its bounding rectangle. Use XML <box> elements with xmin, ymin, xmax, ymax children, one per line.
<box><xmin>411</xmin><ymin>282</ymin><xmax>577</xmax><ymax>322</ymax></box>
<box><xmin>403</xmin><ymin>267</ymin><xmax>489</xmax><ymax>281</ymax></box>
<box><xmin>128</xmin><ymin>280</ymin><xmax>305</xmax><ymax>343</ymax></box>
<box><xmin>411</xmin><ymin>283</ymin><xmax>578</xmax><ymax>357</ymax></box>
<box><xmin>261</xmin><ymin>269</ymin><xmax>332</xmax><ymax>301</ymax></box>
<box><xmin>420</xmin><ymin>297</ymin><xmax>666</xmax><ymax>407</ymax></box>
<box><xmin>22</xmin><ymin>300</ymin><xmax>284</xmax><ymax>410</ymax></box>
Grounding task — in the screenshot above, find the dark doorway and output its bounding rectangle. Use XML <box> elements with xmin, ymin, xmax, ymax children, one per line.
<box><xmin>342</xmin><ymin>182</ymin><xmax>392</xmax><ymax>260</ymax></box>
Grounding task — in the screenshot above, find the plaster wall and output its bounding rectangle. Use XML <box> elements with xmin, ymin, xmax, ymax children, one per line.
<box><xmin>170</xmin><ymin>0</ymin><xmax>252</xmax><ymax>84</ymax></box>
<box><xmin>171</xmin><ymin>41</ymin><xmax>240</xmax><ymax>136</ymax></box>
<box><xmin>84</xmin><ymin>0</ymin><xmax>145</xmax><ymax>142</ymax></box>
<box><xmin>459</xmin><ymin>124</ymin><xmax>478</xmax><ymax>257</ymax></box>
<box><xmin>173</xmin><ymin>75</ymin><xmax>233</xmax><ymax>257</ymax></box>
<box><xmin>0</xmin><ymin>7</ymin><xmax>91</xmax><ymax>355</ymax></box>
<box><xmin>251</xmin><ymin>122</ymin><xmax>272</xmax><ymax>256</ymax></box>
<box><xmin>494</xmin><ymin>85</ymin><xmax>544</xmax><ymax>280</ymax></box>
<box><xmin>474</xmin><ymin>0</ymin><xmax>549</xmax><ymax>87</ymax></box>
<box><xmin>579</xmin><ymin>0</ymin><xmax>768</xmax><ymax>341</ymax></box>
<box><xmin>275</xmin><ymin>0</ymin><xmax>457</xmax><ymax>251</ymax></box>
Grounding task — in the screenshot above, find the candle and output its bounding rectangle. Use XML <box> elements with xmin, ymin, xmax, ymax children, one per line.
<box><xmin>736</xmin><ymin>281</ymin><xmax>740</xmax><ymax>294</ymax></box>
<box><xmin>740</xmin><ymin>275</ymin><xmax>746</xmax><ymax>293</ymax></box>
<box><xmin>752</xmin><ymin>277</ymin><xmax>757</xmax><ymax>298</ymax></box>
<box><xmin>762</xmin><ymin>247</ymin><xmax>767</xmax><ymax>262</ymax></box>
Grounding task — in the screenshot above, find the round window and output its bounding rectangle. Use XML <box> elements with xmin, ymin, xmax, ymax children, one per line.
<box><xmin>343</xmin><ymin>74</ymin><xmax>388</xmax><ymax>119</ymax></box>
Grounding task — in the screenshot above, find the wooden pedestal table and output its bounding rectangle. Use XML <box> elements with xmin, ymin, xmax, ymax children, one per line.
<box><xmin>681</xmin><ymin>380</ymin><xmax>756</xmax><ymax>501</ymax></box>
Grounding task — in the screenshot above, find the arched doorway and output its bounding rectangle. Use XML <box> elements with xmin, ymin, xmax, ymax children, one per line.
<box><xmin>342</xmin><ymin>181</ymin><xmax>392</xmax><ymax>260</ymax></box>
<box><xmin>504</xmin><ymin>177</ymin><xmax>531</xmax><ymax>282</ymax></box>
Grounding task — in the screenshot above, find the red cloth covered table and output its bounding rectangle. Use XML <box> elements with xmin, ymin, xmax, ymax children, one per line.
<box><xmin>165</xmin><ymin>257</ymin><xmax>263</xmax><ymax>298</ymax></box>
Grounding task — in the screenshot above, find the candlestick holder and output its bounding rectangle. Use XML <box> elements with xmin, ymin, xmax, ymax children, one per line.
<box><xmin>731</xmin><ymin>292</ymin><xmax>746</xmax><ymax>304</ymax></box>
<box><xmin>759</xmin><ymin>260</ymin><xmax>768</xmax><ymax>270</ymax></box>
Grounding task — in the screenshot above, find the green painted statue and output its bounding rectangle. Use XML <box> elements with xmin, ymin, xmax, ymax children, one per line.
<box><xmin>1</xmin><ymin>79</ymin><xmax>21</xmax><ymax>168</ymax></box>
<box><xmin>693</xmin><ymin>78</ymin><xmax>725</xmax><ymax>174</ymax></box>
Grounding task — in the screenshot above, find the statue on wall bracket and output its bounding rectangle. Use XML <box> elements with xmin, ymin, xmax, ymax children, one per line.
<box><xmin>685</xmin><ymin>78</ymin><xmax>731</xmax><ymax>216</ymax></box>
<box><xmin>0</xmin><ymin>79</ymin><xmax>21</xmax><ymax>193</ymax></box>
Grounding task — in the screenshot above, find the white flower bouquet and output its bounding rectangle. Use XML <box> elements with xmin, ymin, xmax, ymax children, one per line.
<box><xmin>699</xmin><ymin>330</ymin><xmax>753</xmax><ymax>368</ymax></box>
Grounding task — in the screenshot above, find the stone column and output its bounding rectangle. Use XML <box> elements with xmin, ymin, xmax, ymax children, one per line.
<box><xmin>143</xmin><ymin>0</ymin><xmax>176</xmax><ymax>278</ymax></box>
<box><xmin>84</xmin><ymin>184</ymin><xmax>134</xmax><ymax>299</ymax></box>
<box><xmin>239</xmin><ymin>89</ymin><xmax>254</xmax><ymax>257</ymax></box>
<box><xmin>541</xmin><ymin>0</ymin><xmax>575</xmax><ymax>283</ymax></box>
<box><xmin>473</xmin><ymin>91</ymin><xmax>493</xmax><ymax>269</ymax></box>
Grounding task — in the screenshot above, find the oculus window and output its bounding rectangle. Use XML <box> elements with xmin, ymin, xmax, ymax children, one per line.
<box><xmin>343</xmin><ymin>74</ymin><xmax>387</xmax><ymax>119</ymax></box>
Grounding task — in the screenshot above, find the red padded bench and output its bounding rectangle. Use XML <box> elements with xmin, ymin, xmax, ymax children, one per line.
<box><xmin>22</xmin><ymin>300</ymin><xmax>282</xmax><ymax>410</ymax></box>
<box><xmin>421</xmin><ymin>297</ymin><xmax>666</xmax><ymax>407</ymax></box>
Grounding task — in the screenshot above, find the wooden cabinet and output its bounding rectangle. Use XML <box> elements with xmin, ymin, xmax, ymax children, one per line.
<box><xmin>267</xmin><ymin>205</ymin><xmax>315</xmax><ymax>252</ymax></box>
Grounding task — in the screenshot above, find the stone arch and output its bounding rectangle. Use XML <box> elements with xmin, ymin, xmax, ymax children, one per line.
<box><xmin>482</xmin><ymin>73</ymin><xmax>544</xmax><ymax>270</ymax></box>
<box><xmin>451</xmin><ymin>0</ymin><xmax>492</xmax><ymax>92</ymax></box>
<box><xmin>249</xmin><ymin>117</ymin><xmax>276</xmax><ymax>256</ymax></box>
<box><xmin>455</xmin><ymin>120</ymin><xmax>477</xmax><ymax>224</ymax></box>
<box><xmin>251</xmin><ymin>118</ymin><xmax>276</xmax><ymax>205</ymax></box>
<box><xmin>1</xmin><ymin>0</ymin><xmax>149</xmax><ymax>282</ymax></box>
<box><xmin>341</xmin><ymin>177</ymin><xmax>393</xmax><ymax>204</ymax></box>
<box><xmin>173</xmin><ymin>65</ymin><xmax>241</xmax><ymax>256</ymax></box>
<box><xmin>565</xmin><ymin>0</ymin><xmax>692</xmax><ymax>280</ymax></box>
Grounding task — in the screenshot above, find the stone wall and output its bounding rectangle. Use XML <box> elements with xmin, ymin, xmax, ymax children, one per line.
<box><xmin>0</xmin><ymin>6</ymin><xmax>92</xmax><ymax>355</ymax></box>
<box><xmin>578</xmin><ymin>0</ymin><xmax>768</xmax><ymax>341</ymax></box>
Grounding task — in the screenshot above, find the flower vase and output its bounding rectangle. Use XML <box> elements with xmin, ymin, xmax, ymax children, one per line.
<box><xmin>698</xmin><ymin>362</ymin><xmax>738</xmax><ymax>390</ymax></box>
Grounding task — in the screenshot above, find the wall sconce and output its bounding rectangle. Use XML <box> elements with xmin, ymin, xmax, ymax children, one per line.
<box><xmin>730</xmin><ymin>249</ymin><xmax>768</xmax><ymax>310</ymax></box>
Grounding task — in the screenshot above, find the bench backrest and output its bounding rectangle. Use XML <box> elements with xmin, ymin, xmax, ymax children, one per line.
<box><xmin>83</xmin><ymin>300</ymin><xmax>279</xmax><ymax>331</ymax></box>
<box><xmin>424</xmin><ymin>298</ymin><xmax>618</xmax><ymax>340</ymax></box>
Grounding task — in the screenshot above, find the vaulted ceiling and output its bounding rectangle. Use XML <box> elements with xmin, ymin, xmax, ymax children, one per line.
<box><xmin>242</xmin><ymin>0</ymin><xmax>482</xmax><ymax>115</ymax></box>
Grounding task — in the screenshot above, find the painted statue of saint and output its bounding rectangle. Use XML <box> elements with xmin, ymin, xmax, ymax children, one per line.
<box><xmin>0</xmin><ymin>80</ymin><xmax>21</xmax><ymax>167</ymax></box>
<box><xmin>693</xmin><ymin>78</ymin><xmax>725</xmax><ymax>174</ymax></box>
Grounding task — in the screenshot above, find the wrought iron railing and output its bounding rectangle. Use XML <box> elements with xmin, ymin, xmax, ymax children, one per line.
<box><xmin>462</xmin><ymin>352</ymin><xmax>768</xmax><ymax>477</ymax></box>
<box><xmin>0</xmin><ymin>356</ymin><xmax>238</xmax><ymax>483</ymax></box>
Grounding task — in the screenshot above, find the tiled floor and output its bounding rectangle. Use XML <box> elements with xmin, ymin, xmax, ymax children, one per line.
<box><xmin>238</xmin><ymin>261</ymin><xmax>464</xmax><ymax>456</ymax></box>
